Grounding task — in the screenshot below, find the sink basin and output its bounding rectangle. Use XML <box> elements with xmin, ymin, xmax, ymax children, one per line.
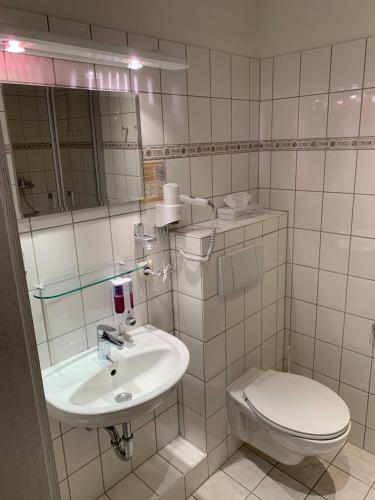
<box><xmin>42</xmin><ymin>324</ymin><xmax>189</xmax><ymax>427</ymax></box>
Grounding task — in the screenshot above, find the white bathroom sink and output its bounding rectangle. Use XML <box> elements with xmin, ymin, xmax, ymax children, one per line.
<box><xmin>42</xmin><ymin>324</ymin><xmax>189</xmax><ymax>427</ymax></box>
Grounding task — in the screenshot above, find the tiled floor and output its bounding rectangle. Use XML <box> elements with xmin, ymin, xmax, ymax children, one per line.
<box><xmin>192</xmin><ymin>443</ymin><xmax>375</xmax><ymax>500</ymax></box>
<box><xmin>105</xmin><ymin>437</ymin><xmax>207</xmax><ymax>500</ymax></box>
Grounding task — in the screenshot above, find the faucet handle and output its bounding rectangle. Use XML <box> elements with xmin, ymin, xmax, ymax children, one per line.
<box><xmin>97</xmin><ymin>324</ymin><xmax>116</xmax><ymax>337</ymax></box>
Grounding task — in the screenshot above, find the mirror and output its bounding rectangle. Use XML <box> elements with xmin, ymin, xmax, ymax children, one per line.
<box><xmin>3</xmin><ymin>83</ymin><xmax>144</xmax><ymax>218</ymax></box>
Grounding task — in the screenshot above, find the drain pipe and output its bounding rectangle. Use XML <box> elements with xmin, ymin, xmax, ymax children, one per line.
<box><xmin>105</xmin><ymin>422</ymin><xmax>133</xmax><ymax>461</ymax></box>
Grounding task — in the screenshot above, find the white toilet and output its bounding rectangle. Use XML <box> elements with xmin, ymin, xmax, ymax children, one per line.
<box><xmin>227</xmin><ymin>368</ymin><xmax>351</xmax><ymax>465</ymax></box>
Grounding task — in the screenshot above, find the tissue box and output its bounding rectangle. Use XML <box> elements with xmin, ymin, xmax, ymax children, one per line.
<box><xmin>217</xmin><ymin>204</ymin><xmax>262</xmax><ymax>221</ymax></box>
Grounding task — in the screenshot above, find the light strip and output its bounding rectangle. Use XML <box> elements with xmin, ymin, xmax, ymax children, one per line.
<box><xmin>3</xmin><ymin>39</ymin><xmax>25</xmax><ymax>53</ymax></box>
<box><xmin>0</xmin><ymin>24</ymin><xmax>188</xmax><ymax>70</ymax></box>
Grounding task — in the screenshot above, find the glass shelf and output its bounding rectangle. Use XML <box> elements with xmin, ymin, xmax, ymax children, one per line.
<box><xmin>32</xmin><ymin>259</ymin><xmax>149</xmax><ymax>300</ymax></box>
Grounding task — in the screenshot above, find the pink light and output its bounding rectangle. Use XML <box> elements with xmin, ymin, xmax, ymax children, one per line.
<box><xmin>3</xmin><ymin>39</ymin><xmax>25</xmax><ymax>53</ymax></box>
<box><xmin>127</xmin><ymin>58</ymin><xmax>143</xmax><ymax>70</ymax></box>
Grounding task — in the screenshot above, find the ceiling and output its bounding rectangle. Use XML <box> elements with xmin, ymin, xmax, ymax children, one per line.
<box><xmin>2</xmin><ymin>0</ymin><xmax>375</xmax><ymax>58</ymax></box>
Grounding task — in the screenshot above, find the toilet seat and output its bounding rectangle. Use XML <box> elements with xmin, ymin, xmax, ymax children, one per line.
<box><xmin>242</xmin><ymin>370</ymin><xmax>350</xmax><ymax>441</ymax></box>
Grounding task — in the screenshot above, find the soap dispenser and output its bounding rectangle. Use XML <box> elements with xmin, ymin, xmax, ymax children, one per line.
<box><xmin>111</xmin><ymin>277</ymin><xmax>136</xmax><ymax>328</ymax></box>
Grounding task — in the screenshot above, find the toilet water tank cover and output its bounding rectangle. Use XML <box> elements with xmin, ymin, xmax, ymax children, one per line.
<box><xmin>243</xmin><ymin>370</ymin><xmax>350</xmax><ymax>439</ymax></box>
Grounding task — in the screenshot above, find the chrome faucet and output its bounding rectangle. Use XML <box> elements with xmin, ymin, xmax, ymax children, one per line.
<box><xmin>97</xmin><ymin>324</ymin><xmax>124</xmax><ymax>360</ymax></box>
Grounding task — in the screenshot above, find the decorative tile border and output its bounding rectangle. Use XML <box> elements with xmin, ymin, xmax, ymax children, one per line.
<box><xmin>142</xmin><ymin>137</ymin><xmax>375</xmax><ymax>160</ymax></box>
<box><xmin>143</xmin><ymin>141</ymin><xmax>260</xmax><ymax>160</ymax></box>
<box><xmin>13</xmin><ymin>142</ymin><xmax>93</xmax><ymax>151</ymax></box>
<box><xmin>12</xmin><ymin>141</ymin><xmax>141</xmax><ymax>151</ymax></box>
<box><xmin>9</xmin><ymin>137</ymin><xmax>375</xmax><ymax>159</ymax></box>
<box><xmin>13</xmin><ymin>142</ymin><xmax>52</xmax><ymax>151</ymax></box>
<box><xmin>60</xmin><ymin>142</ymin><xmax>93</xmax><ymax>150</ymax></box>
<box><xmin>261</xmin><ymin>138</ymin><xmax>375</xmax><ymax>151</ymax></box>
<box><xmin>102</xmin><ymin>141</ymin><xmax>141</xmax><ymax>150</ymax></box>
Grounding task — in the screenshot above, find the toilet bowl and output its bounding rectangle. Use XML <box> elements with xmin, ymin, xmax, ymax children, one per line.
<box><xmin>226</xmin><ymin>368</ymin><xmax>350</xmax><ymax>465</ymax></box>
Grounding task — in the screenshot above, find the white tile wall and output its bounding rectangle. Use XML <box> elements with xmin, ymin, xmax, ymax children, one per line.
<box><xmin>160</xmin><ymin>41</ymin><xmax>187</xmax><ymax>95</ymax></box>
<box><xmin>5</xmin><ymin>53</ymin><xmax>55</xmax><ymax>85</ymax></box>
<box><xmin>273</xmin><ymin>52</ymin><xmax>300</xmax><ymax>99</ymax></box>
<box><xmin>365</xmin><ymin>37</ymin><xmax>375</xmax><ymax>88</ymax></box>
<box><xmin>1</xmin><ymin>7</ymin><xmax>265</xmax><ymax>497</ymax></box>
<box><xmin>172</xmin><ymin>212</ymin><xmax>286</xmax><ymax>462</ymax></box>
<box><xmin>330</xmin><ymin>39</ymin><xmax>366</xmax><ymax>92</ymax></box>
<box><xmin>231</xmin><ymin>55</ymin><xmax>249</xmax><ymax>100</ymax></box>
<box><xmin>328</xmin><ymin>91</ymin><xmax>361</xmax><ymax>137</ymax></box>
<box><xmin>360</xmin><ymin>89</ymin><xmax>375</xmax><ymax>136</ymax></box>
<box><xmin>300</xmin><ymin>46</ymin><xmax>331</xmax><ymax>96</ymax></box>
<box><xmin>298</xmin><ymin>94</ymin><xmax>328</xmax><ymax>139</ymax></box>
<box><xmin>260</xmin><ymin>58</ymin><xmax>273</xmax><ymax>101</ymax></box>
<box><xmin>259</xmin><ymin>36</ymin><xmax>375</xmax><ymax>453</ymax></box>
<box><xmin>272</xmin><ymin>98</ymin><xmax>298</xmax><ymax>139</ymax></box>
<box><xmin>210</xmin><ymin>51</ymin><xmax>231</xmax><ymax>99</ymax></box>
<box><xmin>163</xmin><ymin>95</ymin><xmax>189</xmax><ymax>144</ymax></box>
<box><xmin>187</xmin><ymin>46</ymin><xmax>210</xmax><ymax>97</ymax></box>
<box><xmin>53</xmin><ymin>60</ymin><xmax>96</xmax><ymax>89</ymax></box>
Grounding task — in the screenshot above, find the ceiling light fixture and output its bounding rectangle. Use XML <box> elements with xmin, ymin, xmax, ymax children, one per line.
<box><xmin>127</xmin><ymin>58</ymin><xmax>143</xmax><ymax>70</ymax></box>
<box><xmin>3</xmin><ymin>39</ymin><xmax>25</xmax><ymax>53</ymax></box>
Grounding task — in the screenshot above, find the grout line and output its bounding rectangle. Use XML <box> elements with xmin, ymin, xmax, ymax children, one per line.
<box><xmin>285</xmin><ymin>57</ymin><xmax>303</xmax><ymax>370</ymax></box>
<box><xmin>97</xmin><ymin>430</ymin><xmax>107</xmax><ymax>496</ymax></box>
<box><xmin>287</xmin><ymin>259</ymin><xmax>375</xmax><ymax>286</ymax></box>
<box><xmin>353</xmin><ymin>39</ymin><xmax>372</xmax><ymax>450</ymax></box>
<box><xmin>290</xmin><ymin>325</ymin><xmax>374</xmax><ymax>360</ymax></box>
<box><xmin>311</xmin><ymin>144</ymin><xmax>329</xmax><ymax>376</ymax></box>
<box><xmin>290</xmin><ymin>356</ymin><xmax>373</xmax><ymax>402</ymax></box>
<box><xmin>58</xmin><ymin>434</ymin><xmax>73</xmax><ymax>499</ymax></box>
<box><xmin>64</xmin><ymin>453</ymin><xmax>103</xmax><ymax>486</ymax></box>
<box><xmin>219</xmin><ymin>467</ymin><xmax>253</xmax><ymax>493</ymax></box>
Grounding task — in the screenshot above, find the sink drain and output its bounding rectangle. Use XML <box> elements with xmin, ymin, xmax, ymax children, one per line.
<box><xmin>115</xmin><ymin>392</ymin><xmax>132</xmax><ymax>403</ymax></box>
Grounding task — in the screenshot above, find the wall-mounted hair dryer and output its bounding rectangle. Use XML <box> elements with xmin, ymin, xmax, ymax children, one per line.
<box><xmin>155</xmin><ymin>183</ymin><xmax>183</xmax><ymax>227</ymax></box>
<box><xmin>155</xmin><ymin>183</ymin><xmax>217</xmax><ymax>262</ymax></box>
<box><xmin>155</xmin><ymin>183</ymin><xmax>213</xmax><ymax>226</ymax></box>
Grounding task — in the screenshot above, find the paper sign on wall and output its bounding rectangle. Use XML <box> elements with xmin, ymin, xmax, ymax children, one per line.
<box><xmin>144</xmin><ymin>160</ymin><xmax>166</xmax><ymax>202</ymax></box>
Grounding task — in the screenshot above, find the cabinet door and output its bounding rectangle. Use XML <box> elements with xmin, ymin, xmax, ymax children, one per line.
<box><xmin>3</xmin><ymin>83</ymin><xmax>61</xmax><ymax>218</ymax></box>
<box><xmin>52</xmin><ymin>88</ymin><xmax>101</xmax><ymax>211</ymax></box>
<box><xmin>91</xmin><ymin>90</ymin><xmax>144</xmax><ymax>205</ymax></box>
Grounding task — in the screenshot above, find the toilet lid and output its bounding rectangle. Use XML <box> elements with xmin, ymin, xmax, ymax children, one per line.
<box><xmin>243</xmin><ymin>370</ymin><xmax>350</xmax><ymax>440</ymax></box>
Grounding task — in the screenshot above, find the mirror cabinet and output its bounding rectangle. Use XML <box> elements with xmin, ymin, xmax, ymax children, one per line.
<box><xmin>3</xmin><ymin>83</ymin><xmax>144</xmax><ymax>219</ymax></box>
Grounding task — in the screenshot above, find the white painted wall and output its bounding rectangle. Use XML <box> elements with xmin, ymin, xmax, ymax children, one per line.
<box><xmin>3</xmin><ymin>0</ymin><xmax>375</xmax><ymax>58</ymax></box>
<box><xmin>0</xmin><ymin>0</ymin><xmax>260</xmax><ymax>56</ymax></box>
<box><xmin>258</xmin><ymin>0</ymin><xmax>375</xmax><ymax>57</ymax></box>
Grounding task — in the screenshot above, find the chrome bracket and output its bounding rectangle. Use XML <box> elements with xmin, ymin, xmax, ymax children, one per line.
<box><xmin>133</xmin><ymin>222</ymin><xmax>156</xmax><ymax>244</ymax></box>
